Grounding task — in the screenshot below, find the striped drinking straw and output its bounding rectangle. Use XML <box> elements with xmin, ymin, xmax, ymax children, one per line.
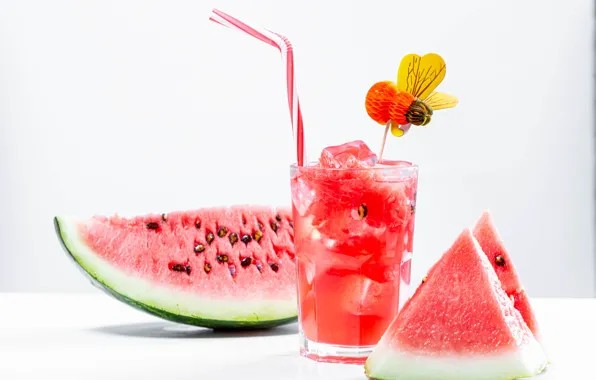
<box><xmin>209</xmin><ymin>9</ymin><xmax>306</xmax><ymax>166</ymax></box>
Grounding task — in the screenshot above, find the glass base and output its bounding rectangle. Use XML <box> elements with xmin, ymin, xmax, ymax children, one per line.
<box><xmin>299</xmin><ymin>333</ymin><xmax>375</xmax><ymax>364</ymax></box>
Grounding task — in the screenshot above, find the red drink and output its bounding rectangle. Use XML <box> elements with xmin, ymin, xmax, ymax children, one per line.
<box><xmin>290</xmin><ymin>141</ymin><xmax>418</xmax><ymax>363</ymax></box>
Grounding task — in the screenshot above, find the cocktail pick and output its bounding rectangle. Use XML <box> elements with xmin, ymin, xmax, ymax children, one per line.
<box><xmin>365</xmin><ymin>53</ymin><xmax>459</xmax><ymax>161</ymax></box>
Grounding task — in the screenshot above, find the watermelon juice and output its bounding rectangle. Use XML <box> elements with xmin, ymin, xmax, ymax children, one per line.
<box><xmin>290</xmin><ymin>141</ymin><xmax>418</xmax><ymax>363</ymax></box>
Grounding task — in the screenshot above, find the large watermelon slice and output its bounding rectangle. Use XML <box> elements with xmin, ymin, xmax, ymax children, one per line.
<box><xmin>364</xmin><ymin>229</ymin><xmax>547</xmax><ymax>380</ymax></box>
<box><xmin>473</xmin><ymin>211</ymin><xmax>542</xmax><ymax>342</ymax></box>
<box><xmin>54</xmin><ymin>206</ymin><xmax>297</xmax><ymax>329</ymax></box>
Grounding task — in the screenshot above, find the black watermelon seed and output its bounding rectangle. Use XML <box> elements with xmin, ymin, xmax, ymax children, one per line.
<box><xmin>422</xmin><ymin>276</ymin><xmax>428</xmax><ymax>284</ymax></box>
<box><xmin>185</xmin><ymin>265</ymin><xmax>192</xmax><ymax>275</ymax></box>
<box><xmin>241</xmin><ymin>257</ymin><xmax>252</xmax><ymax>267</ymax></box>
<box><xmin>270</xmin><ymin>221</ymin><xmax>278</xmax><ymax>233</ymax></box>
<box><xmin>288</xmin><ymin>221</ymin><xmax>294</xmax><ymax>228</ymax></box>
<box><xmin>194</xmin><ymin>244</ymin><xmax>206</xmax><ymax>254</ymax></box>
<box><xmin>275</xmin><ymin>214</ymin><xmax>282</xmax><ymax>222</ymax></box>
<box><xmin>253</xmin><ymin>230</ymin><xmax>263</xmax><ymax>243</ymax></box>
<box><xmin>195</xmin><ymin>219</ymin><xmax>202</xmax><ymax>229</ymax></box>
<box><xmin>206</xmin><ymin>232</ymin><xmax>215</xmax><ymax>245</ymax></box>
<box><xmin>204</xmin><ymin>263</ymin><xmax>212</xmax><ymax>273</ymax></box>
<box><xmin>411</xmin><ymin>205</ymin><xmax>416</xmax><ymax>213</ymax></box>
<box><xmin>256</xmin><ymin>262</ymin><xmax>263</xmax><ymax>272</ymax></box>
<box><xmin>269</xmin><ymin>263</ymin><xmax>279</xmax><ymax>272</ymax></box>
<box><xmin>170</xmin><ymin>263</ymin><xmax>185</xmax><ymax>272</ymax></box>
<box><xmin>358</xmin><ymin>204</ymin><xmax>368</xmax><ymax>219</ymax></box>
<box><xmin>217</xmin><ymin>227</ymin><xmax>228</xmax><ymax>238</ymax></box>
<box><xmin>229</xmin><ymin>265</ymin><xmax>237</xmax><ymax>277</ymax></box>
<box><xmin>146</xmin><ymin>222</ymin><xmax>160</xmax><ymax>230</ymax></box>
<box><xmin>257</xmin><ymin>221</ymin><xmax>264</xmax><ymax>230</ymax></box>
<box><xmin>161</xmin><ymin>213</ymin><xmax>168</xmax><ymax>222</ymax></box>
<box><xmin>216</xmin><ymin>254</ymin><xmax>229</xmax><ymax>263</ymax></box>
<box><xmin>229</xmin><ymin>233</ymin><xmax>239</xmax><ymax>246</ymax></box>
<box><xmin>242</xmin><ymin>216</ymin><xmax>247</xmax><ymax>225</ymax></box>
<box><xmin>495</xmin><ymin>255</ymin><xmax>505</xmax><ymax>267</ymax></box>
<box><xmin>241</xmin><ymin>234</ymin><xmax>252</xmax><ymax>244</ymax></box>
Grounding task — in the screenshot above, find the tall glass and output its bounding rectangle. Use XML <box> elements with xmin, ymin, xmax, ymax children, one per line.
<box><xmin>290</xmin><ymin>160</ymin><xmax>418</xmax><ymax>364</ymax></box>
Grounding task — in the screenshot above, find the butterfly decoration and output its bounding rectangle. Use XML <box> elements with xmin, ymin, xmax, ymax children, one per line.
<box><xmin>365</xmin><ymin>53</ymin><xmax>458</xmax><ymax>137</ymax></box>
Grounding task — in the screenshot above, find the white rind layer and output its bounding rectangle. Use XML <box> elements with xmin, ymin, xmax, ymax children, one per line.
<box><xmin>57</xmin><ymin>216</ymin><xmax>297</xmax><ymax>323</ymax></box>
<box><xmin>365</xmin><ymin>337</ymin><xmax>547</xmax><ymax>380</ymax></box>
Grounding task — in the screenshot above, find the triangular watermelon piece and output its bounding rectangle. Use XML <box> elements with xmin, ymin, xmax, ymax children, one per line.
<box><xmin>473</xmin><ymin>211</ymin><xmax>542</xmax><ymax>342</ymax></box>
<box><xmin>365</xmin><ymin>229</ymin><xmax>547</xmax><ymax>380</ymax></box>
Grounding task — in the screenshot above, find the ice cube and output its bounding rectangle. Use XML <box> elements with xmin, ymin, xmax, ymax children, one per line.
<box><xmin>291</xmin><ymin>176</ymin><xmax>316</xmax><ymax>216</ymax></box>
<box><xmin>319</xmin><ymin>140</ymin><xmax>378</xmax><ymax>169</ymax></box>
<box><xmin>338</xmin><ymin>274</ymin><xmax>387</xmax><ymax>316</ymax></box>
<box><xmin>400</xmin><ymin>251</ymin><xmax>412</xmax><ymax>287</ymax></box>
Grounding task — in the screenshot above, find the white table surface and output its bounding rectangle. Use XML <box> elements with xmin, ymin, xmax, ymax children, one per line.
<box><xmin>0</xmin><ymin>294</ymin><xmax>594</xmax><ymax>379</ymax></box>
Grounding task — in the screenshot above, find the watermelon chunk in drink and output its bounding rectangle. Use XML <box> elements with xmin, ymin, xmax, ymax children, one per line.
<box><xmin>290</xmin><ymin>140</ymin><xmax>418</xmax><ymax>363</ymax></box>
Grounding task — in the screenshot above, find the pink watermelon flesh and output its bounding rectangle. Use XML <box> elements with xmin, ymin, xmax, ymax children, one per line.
<box><xmin>473</xmin><ymin>210</ymin><xmax>542</xmax><ymax>341</ymax></box>
<box><xmin>55</xmin><ymin>206</ymin><xmax>297</xmax><ymax>328</ymax></box>
<box><xmin>365</xmin><ymin>229</ymin><xmax>547</xmax><ymax>380</ymax></box>
<box><xmin>510</xmin><ymin>289</ymin><xmax>541</xmax><ymax>343</ymax></box>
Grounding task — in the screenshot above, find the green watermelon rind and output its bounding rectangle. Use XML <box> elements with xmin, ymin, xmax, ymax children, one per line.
<box><xmin>54</xmin><ymin>216</ymin><xmax>298</xmax><ymax>329</ymax></box>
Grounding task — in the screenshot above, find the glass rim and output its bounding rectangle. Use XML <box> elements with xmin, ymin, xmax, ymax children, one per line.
<box><xmin>290</xmin><ymin>161</ymin><xmax>419</xmax><ymax>172</ymax></box>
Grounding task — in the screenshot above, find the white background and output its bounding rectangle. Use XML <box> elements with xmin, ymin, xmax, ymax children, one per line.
<box><xmin>0</xmin><ymin>0</ymin><xmax>594</xmax><ymax>296</ymax></box>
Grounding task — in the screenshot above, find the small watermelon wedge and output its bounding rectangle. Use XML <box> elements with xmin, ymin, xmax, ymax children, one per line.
<box><xmin>473</xmin><ymin>211</ymin><xmax>542</xmax><ymax>342</ymax></box>
<box><xmin>54</xmin><ymin>206</ymin><xmax>297</xmax><ymax>329</ymax></box>
<box><xmin>364</xmin><ymin>229</ymin><xmax>547</xmax><ymax>380</ymax></box>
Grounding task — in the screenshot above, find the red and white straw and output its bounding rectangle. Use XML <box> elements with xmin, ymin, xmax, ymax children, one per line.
<box><xmin>209</xmin><ymin>8</ymin><xmax>305</xmax><ymax>166</ymax></box>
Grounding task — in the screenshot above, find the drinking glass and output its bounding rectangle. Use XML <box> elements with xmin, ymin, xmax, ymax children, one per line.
<box><xmin>290</xmin><ymin>161</ymin><xmax>419</xmax><ymax>363</ymax></box>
